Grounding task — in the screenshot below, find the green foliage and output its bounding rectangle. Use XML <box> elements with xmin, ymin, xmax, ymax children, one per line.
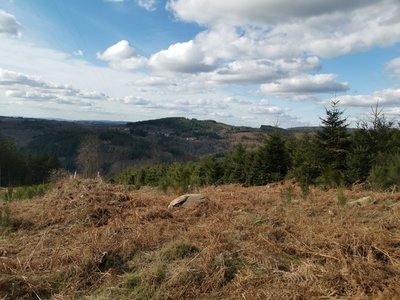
<box><xmin>347</xmin><ymin>104</ymin><xmax>399</xmax><ymax>183</ymax></box>
<box><xmin>0</xmin><ymin>184</ymin><xmax>50</xmax><ymax>201</ymax></box>
<box><xmin>129</xmin><ymin>117</ymin><xmax>224</xmax><ymax>138</ymax></box>
<box><xmin>315</xmin><ymin>100</ymin><xmax>350</xmax><ymax>186</ymax></box>
<box><xmin>246</xmin><ymin>132</ymin><xmax>289</xmax><ymax>186</ymax></box>
<box><xmin>113</xmin><ymin>104</ymin><xmax>399</xmax><ymax>193</ymax></box>
<box><xmin>115</xmin><ymin>136</ymin><xmax>289</xmax><ymax>190</ymax></box>
<box><xmin>368</xmin><ymin>152</ymin><xmax>400</xmax><ymax>191</ymax></box>
<box><xmin>287</xmin><ymin>133</ymin><xmax>319</xmax><ymax>195</ymax></box>
<box><xmin>161</xmin><ymin>242</ymin><xmax>200</xmax><ymax>261</ymax></box>
<box><xmin>24</xmin><ymin>130</ymin><xmax>83</xmax><ymax>170</ymax></box>
<box><xmin>0</xmin><ymin>132</ymin><xmax>59</xmax><ymax>187</ymax></box>
<box><xmin>337</xmin><ymin>186</ymin><xmax>347</xmax><ymax>207</ymax></box>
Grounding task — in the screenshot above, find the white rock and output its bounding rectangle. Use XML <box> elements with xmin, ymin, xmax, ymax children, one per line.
<box><xmin>168</xmin><ymin>194</ymin><xmax>208</xmax><ymax>209</ymax></box>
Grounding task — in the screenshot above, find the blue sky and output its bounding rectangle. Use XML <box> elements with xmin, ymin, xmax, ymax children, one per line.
<box><xmin>0</xmin><ymin>0</ymin><xmax>399</xmax><ymax>128</ymax></box>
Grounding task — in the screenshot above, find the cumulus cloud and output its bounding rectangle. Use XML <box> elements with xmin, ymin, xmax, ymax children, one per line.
<box><xmin>149</xmin><ymin>40</ymin><xmax>217</xmax><ymax>73</ymax></box>
<box><xmin>0</xmin><ymin>10</ymin><xmax>21</xmax><ymax>36</ymax></box>
<box><xmin>164</xmin><ymin>0</ymin><xmax>400</xmax><ymax>60</ymax></box>
<box><xmin>339</xmin><ymin>88</ymin><xmax>400</xmax><ymax>107</ymax></box>
<box><xmin>261</xmin><ymin>74</ymin><xmax>349</xmax><ymax>96</ymax></box>
<box><xmin>97</xmin><ymin>40</ymin><xmax>147</xmax><ymax>70</ymax></box>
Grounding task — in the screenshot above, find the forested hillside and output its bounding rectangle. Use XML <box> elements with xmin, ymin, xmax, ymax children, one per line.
<box><xmin>0</xmin><ymin>116</ymin><xmax>287</xmax><ymax>184</ymax></box>
<box><xmin>117</xmin><ymin>102</ymin><xmax>400</xmax><ymax>193</ymax></box>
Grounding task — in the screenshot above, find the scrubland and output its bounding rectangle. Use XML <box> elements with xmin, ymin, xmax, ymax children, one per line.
<box><xmin>1</xmin><ymin>179</ymin><xmax>399</xmax><ymax>299</ymax></box>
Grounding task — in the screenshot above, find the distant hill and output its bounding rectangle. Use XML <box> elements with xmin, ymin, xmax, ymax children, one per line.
<box><xmin>0</xmin><ymin>116</ymin><xmax>316</xmax><ymax>174</ymax></box>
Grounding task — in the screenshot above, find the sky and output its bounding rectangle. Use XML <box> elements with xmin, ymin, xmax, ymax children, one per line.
<box><xmin>0</xmin><ymin>0</ymin><xmax>400</xmax><ymax>128</ymax></box>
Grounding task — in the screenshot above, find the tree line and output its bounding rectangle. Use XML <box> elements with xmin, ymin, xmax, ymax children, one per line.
<box><xmin>115</xmin><ymin>101</ymin><xmax>400</xmax><ymax>193</ymax></box>
<box><xmin>0</xmin><ymin>133</ymin><xmax>59</xmax><ymax>187</ymax></box>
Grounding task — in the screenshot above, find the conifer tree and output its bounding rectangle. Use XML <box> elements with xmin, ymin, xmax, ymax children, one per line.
<box><xmin>315</xmin><ymin>100</ymin><xmax>350</xmax><ymax>185</ymax></box>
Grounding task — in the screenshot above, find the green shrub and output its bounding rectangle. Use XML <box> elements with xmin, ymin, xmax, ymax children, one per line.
<box><xmin>368</xmin><ymin>152</ymin><xmax>400</xmax><ymax>191</ymax></box>
<box><xmin>0</xmin><ymin>184</ymin><xmax>50</xmax><ymax>201</ymax></box>
<box><xmin>337</xmin><ymin>186</ymin><xmax>347</xmax><ymax>207</ymax></box>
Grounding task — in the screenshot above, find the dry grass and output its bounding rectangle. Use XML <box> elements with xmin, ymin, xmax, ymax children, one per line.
<box><xmin>1</xmin><ymin>178</ymin><xmax>400</xmax><ymax>299</ymax></box>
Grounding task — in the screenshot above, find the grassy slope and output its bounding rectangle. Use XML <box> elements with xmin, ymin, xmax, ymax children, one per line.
<box><xmin>1</xmin><ymin>180</ymin><xmax>400</xmax><ymax>299</ymax></box>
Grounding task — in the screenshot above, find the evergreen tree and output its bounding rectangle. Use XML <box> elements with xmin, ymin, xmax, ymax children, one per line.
<box><xmin>248</xmin><ymin>131</ymin><xmax>289</xmax><ymax>185</ymax></box>
<box><xmin>347</xmin><ymin>103</ymin><xmax>398</xmax><ymax>182</ymax></box>
<box><xmin>0</xmin><ymin>134</ymin><xmax>23</xmax><ymax>186</ymax></box>
<box><xmin>288</xmin><ymin>132</ymin><xmax>320</xmax><ymax>195</ymax></box>
<box><xmin>223</xmin><ymin>144</ymin><xmax>247</xmax><ymax>184</ymax></box>
<box><xmin>315</xmin><ymin>100</ymin><xmax>350</xmax><ymax>185</ymax></box>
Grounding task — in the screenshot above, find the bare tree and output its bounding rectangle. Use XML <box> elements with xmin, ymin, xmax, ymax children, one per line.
<box><xmin>76</xmin><ymin>135</ymin><xmax>101</xmax><ymax>178</ymax></box>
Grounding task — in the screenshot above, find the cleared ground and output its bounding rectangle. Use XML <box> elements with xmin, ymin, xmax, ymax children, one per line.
<box><xmin>1</xmin><ymin>179</ymin><xmax>399</xmax><ymax>299</ymax></box>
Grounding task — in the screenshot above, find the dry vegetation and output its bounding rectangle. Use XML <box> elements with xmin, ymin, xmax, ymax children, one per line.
<box><xmin>1</xmin><ymin>179</ymin><xmax>400</xmax><ymax>299</ymax></box>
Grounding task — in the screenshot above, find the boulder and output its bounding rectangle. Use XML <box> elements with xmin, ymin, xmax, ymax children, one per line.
<box><xmin>168</xmin><ymin>194</ymin><xmax>208</xmax><ymax>209</ymax></box>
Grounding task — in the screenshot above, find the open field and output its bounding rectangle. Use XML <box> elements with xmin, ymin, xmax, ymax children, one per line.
<box><xmin>1</xmin><ymin>179</ymin><xmax>400</xmax><ymax>299</ymax></box>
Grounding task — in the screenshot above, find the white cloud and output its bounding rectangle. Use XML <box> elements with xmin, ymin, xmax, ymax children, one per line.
<box><xmin>206</xmin><ymin>57</ymin><xmax>320</xmax><ymax>85</ymax></box>
<box><xmin>385</xmin><ymin>58</ymin><xmax>400</xmax><ymax>78</ymax></box>
<box><xmin>248</xmin><ymin>106</ymin><xmax>285</xmax><ymax>115</ymax></box>
<box><xmin>97</xmin><ymin>40</ymin><xmax>147</xmax><ymax>70</ymax></box>
<box><xmin>122</xmin><ymin>96</ymin><xmax>152</xmax><ymax>106</ymax></box>
<box><xmin>208</xmin><ymin>111</ymin><xmax>232</xmax><ymax>118</ymax></box>
<box><xmin>385</xmin><ymin>107</ymin><xmax>400</xmax><ymax>118</ymax></box>
<box><xmin>167</xmin><ymin>0</ymin><xmax>376</xmax><ymax>26</ymax></box>
<box><xmin>339</xmin><ymin>88</ymin><xmax>400</xmax><ymax>107</ymax></box>
<box><xmin>223</xmin><ymin>97</ymin><xmax>251</xmax><ymax>105</ymax></box>
<box><xmin>261</xmin><ymin>74</ymin><xmax>349</xmax><ymax>96</ymax></box>
<box><xmin>136</xmin><ymin>0</ymin><xmax>157</xmax><ymax>11</ymax></box>
<box><xmin>73</xmin><ymin>49</ymin><xmax>84</xmax><ymax>57</ymax></box>
<box><xmin>0</xmin><ymin>68</ymin><xmax>109</xmax><ymax>105</ymax></box>
<box><xmin>0</xmin><ymin>10</ymin><xmax>21</xmax><ymax>36</ymax></box>
<box><xmin>165</xmin><ymin>0</ymin><xmax>400</xmax><ymax>59</ymax></box>
<box><xmin>105</xmin><ymin>0</ymin><xmax>157</xmax><ymax>11</ymax></box>
<box><xmin>149</xmin><ymin>40</ymin><xmax>216</xmax><ymax>73</ymax></box>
